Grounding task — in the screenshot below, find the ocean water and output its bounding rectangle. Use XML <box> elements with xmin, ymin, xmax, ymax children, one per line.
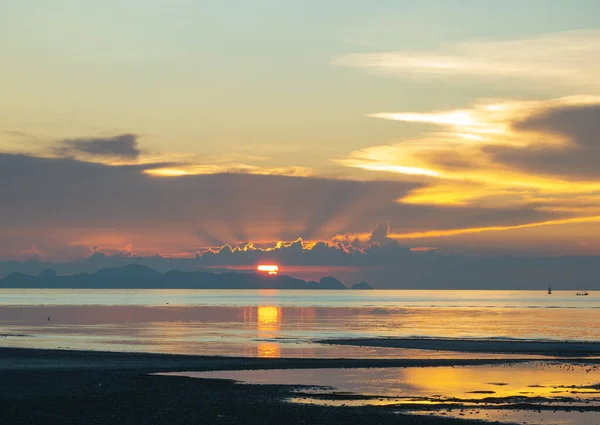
<box><xmin>167</xmin><ymin>362</ymin><xmax>600</xmax><ymax>402</ymax></box>
<box><xmin>167</xmin><ymin>362</ymin><xmax>600</xmax><ymax>425</ymax></box>
<box><xmin>0</xmin><ymin>289</ymin><xmax>598</xmax><ymax>357</ymax></box>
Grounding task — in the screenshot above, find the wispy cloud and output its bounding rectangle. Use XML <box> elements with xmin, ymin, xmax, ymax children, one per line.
<box><xmin>333</xmin><ymin>30</ymin><xmax>600</xmax><ymax>90</ymax></box>
<box><xmin>339</xmin><ymin>215</ymin><xmax>600</xmax><ymax>242</ymax></box>
<box><xmin>41</xmin><ymin>133</ymin><xmax>312</xmax><ymax>179</ymax></box>
<box><xmin>337</xmin><ymin>96</ymin><xmax>600</xmax><ymax>219</ymax></box>
<box><xmin>144</xmin><ymin>164</ymin><xmax>313</xmax><ymax>178</ymax></box>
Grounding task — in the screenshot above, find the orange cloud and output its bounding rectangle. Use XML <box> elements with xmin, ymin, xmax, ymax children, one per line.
<box><xmin>337</xmin><ymin>96</ymin><xmax>600</xmax><ymax>221</ymax></box>
<box><xmin>339</xmin><ymin>215</ymin><xmax>600</xmax><ymax>242</ymax></box>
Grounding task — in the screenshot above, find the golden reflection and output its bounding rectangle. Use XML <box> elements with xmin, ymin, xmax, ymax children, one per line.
<box><xmin>257</xmin><ymin>342</ymin><xmax>281</xmax><ymax>358</ymax></box>
<box><xmin>256</xmin><ymin>306</ymin><xmax>282</xmax><ymax>358</ymax></box>
<box><xmin>257</xmin><ymin>306</ymin><xmax>281</xmax><ymax>331</ymax></box>
<box><xmin>401</xmin><ymin>364</ymin><xmax>598</xmax><ymax>400</ymax></box>
<box><xmin>141</xmin><ymin>320</ymin><xmax>189</xmax><ymax>353</ymax></box>
<box><xmin>257</xmin><ymin>289</ymin><xmax>280</xmax><ymax>298</ymax></box>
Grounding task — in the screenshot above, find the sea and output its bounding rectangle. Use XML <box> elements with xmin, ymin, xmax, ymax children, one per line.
<box><xmin>4</xmin><ymin>289</ymin><xmax>600</xmax><ymax>424</ymax></box>
<box><xmin>1</xmin><ymin>289</ymin><xmax>598</xmax><ymax>358</ymax></box>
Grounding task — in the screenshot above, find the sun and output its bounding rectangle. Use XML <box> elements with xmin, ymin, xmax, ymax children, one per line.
<box><xmin>257</xmin><ymin>265</ymin><xmax>279</xmax><ymax>275</ymax></box>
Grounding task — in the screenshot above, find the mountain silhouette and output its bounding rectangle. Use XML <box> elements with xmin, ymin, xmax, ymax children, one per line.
<box><xmin>352</xmin><ymin>281</ymin><xmax>374</xmax><ymax>290</ymax></box>
<box><xmin>0</xmin><ymin>265</ymin><xmax>350</xmax><ymax>290</ymax></box>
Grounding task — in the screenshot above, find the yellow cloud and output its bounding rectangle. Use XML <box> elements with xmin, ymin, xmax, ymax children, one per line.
<box><xmin>337</xmin><ymin>96</ymin><xmax>600</xmax><ymax>222</ymax></box>
<box><xmin>340</xmin><ymin>215</ymin><xmax>600</xmax><ymax>242</ymax></box>
<box><xmin>15</xmin><ymin>141</ymin><xmax>313</xmax><ymax>179</ymax></box>
<box><xmin>144</xmin><ymin>164</ymin><xmax>313</xmax><ymax>177</ymax></box>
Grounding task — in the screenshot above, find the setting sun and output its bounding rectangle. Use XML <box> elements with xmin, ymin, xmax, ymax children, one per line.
<box><xmin>257</xmin><ymin>265</ymin><xmax>279</xmax><ymax>275</ymax></box>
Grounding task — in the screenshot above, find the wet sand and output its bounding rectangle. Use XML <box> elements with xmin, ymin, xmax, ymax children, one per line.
<box><xmin>0</xmin><ymin>346</ymin><xmax>541</xmax><ymax>372</ymax></box>
<box><xmin>318</xmin><ymin>337</ymin><xmax>600</xmax><ymax>356</ymax></box>
<box><xmin>0</xmin><ymin>347</ymin><xmax>519</xmax><ymax>425</ymax></box>
<box><xmin>1</xmin><ymin>369</ymin><xmax>494</xmax><ymax>425</ymax></box>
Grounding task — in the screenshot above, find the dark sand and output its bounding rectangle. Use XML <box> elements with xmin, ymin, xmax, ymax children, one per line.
<box><xmin>0</xmin><ymin>347</ymin><xmax>539</xmax><ymax>372</ymax></box>
<box><xmin>0</xmin><ymin>347</ymin><xmax>533</xmax><ymax>425</ymax></box>
<box><xmin>318</xmin><ymin>337</ymin><xmax>600</xmax><ymax>356</ymax></box>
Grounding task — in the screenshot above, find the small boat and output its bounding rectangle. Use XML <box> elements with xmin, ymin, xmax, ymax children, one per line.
<box><xmin>548</xmin><ymin>285</ymin><xmax>552</xmax><ymax>295</ymax></box>
<box><xmin>576</xmin><ymin>292</ymin><xmax>589</xmax><ymax>296</ymax></box>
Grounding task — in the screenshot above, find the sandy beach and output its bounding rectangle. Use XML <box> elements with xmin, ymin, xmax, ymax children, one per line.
<box><xmin>0</xmin><ymin>347</ymin><xmax>531</xmax><ymax>425</ymax></box>
<box><xmin>2</xmin><ymin>347</ymin><xmax>600</xmax><ymax>424</ymax></box>
<box><xmin>0</xmin><ymin>346</ymin><xmax>540</xmax><ymax>372</ymax></box>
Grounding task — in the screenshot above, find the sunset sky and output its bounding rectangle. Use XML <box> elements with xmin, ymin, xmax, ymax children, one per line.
<box><xmin>2</xmin><ymin>1</ymin><xmax>600</xmax><ymax>261</ymax></box>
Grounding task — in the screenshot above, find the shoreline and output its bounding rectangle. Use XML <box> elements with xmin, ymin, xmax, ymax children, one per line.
<box><xmin>0</xmin><ymin>347</ymin><xmax>522</xmax><ymax>425</ymax></box>
<box><xmin>2</xmin><ymin>347</ymin><xmax>599</xmax><ymax>425</ymax></box>
<box><xmin>318</xmin><ymin>337</ymin><xmax>600</xmax><ymax>357</ymax></box>
<box><xmin>0</xmin><ymin>346</ymin><xmax>541</xmax><ymax>373</ymax></box>
<box><xmin>0</xmin><ymin>370</ymin><xmax>491</xmax><ymax>425</ymax></box>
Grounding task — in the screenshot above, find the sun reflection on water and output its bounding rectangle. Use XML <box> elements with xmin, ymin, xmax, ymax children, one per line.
<box><xmin>257</xmin><ymin>342</ymin><xmax>281</xmax><ymax>358</ymax></box>
<box><xmin>258</xmin><ymin>306</ymin><xmax>280</xmax><ymax>330</ymax></box>
<box><xmin>256</xmin><ymin>306</ymin><xmax>282</xmax><ymax>358</ymax></box>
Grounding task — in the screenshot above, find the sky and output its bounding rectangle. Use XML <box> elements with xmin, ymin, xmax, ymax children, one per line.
<box><xmin>2</xmin><ymin>0</ymin><xmax>600</xmax><ymax>266</ymax></box>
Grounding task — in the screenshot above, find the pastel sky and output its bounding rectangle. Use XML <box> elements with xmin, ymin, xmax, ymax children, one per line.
<box><xmin>2</xmin><ymin>0</ymin><xmax>600</xmax><ymax>260</ymax></box>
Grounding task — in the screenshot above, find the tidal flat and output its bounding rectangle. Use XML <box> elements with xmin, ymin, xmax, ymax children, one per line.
<box><xmin>2</xmin><ymin>347</ymin><xmax>600</xmax><ymax>425</ymax></box>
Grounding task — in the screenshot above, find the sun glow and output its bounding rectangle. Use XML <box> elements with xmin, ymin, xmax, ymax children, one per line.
<box><xmin>369</xmin><ymin>111</ymin><xmax>479</xmax><ymax>127</ymax></box>
<box><xmin>336</xmin><ymin>214</ymin><xmax>600</xmax><ymax>242</ymax></box>
<box><xmin>256</xmin><ymin>306</ymin><xmax>281</xmax><ymax>358</ymax></box>
<box><xmin>257</xmin><ymin>265</ymin><xmax>279</xmax><ymax>275</ymax></box>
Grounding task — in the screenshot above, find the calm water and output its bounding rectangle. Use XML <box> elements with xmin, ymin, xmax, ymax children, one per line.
<box><xmin>168</xmin><ymin>362</ymin><xmax>600</xmax><ymax>425</ymax></box>
<box><xmin>0</xmin><ymin>289</ymin><xmax>598</xmax><ymax>357</ymax></box>
<box><xmin>167</xmin><ymin>362</ymin><xmax>600</xmax><ymax>402</ymax></box>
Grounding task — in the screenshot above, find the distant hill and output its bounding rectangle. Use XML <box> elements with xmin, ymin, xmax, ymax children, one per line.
<box><xmin>0</xmin><ymin>264</ymin><xmax>348</xmax><ymax>290</ymax></box>
<box><xmin>352</xmin><ymin>281</ymin><xmax>374</xmax><ymax>290</ymax></box>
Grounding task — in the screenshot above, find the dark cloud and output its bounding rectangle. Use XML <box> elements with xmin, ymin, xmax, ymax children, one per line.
<box><xmin>487</xmin><ymin>103</ymin><xmax>600</xmax><ymax>179</ymax></box>
<box><xmin>0</xmin><ymin>153</ymin><xmax>419</xmax><ymax>257</ymax></box>
<box><xmin>3</xmin><ymin>245</ymin><xmax>600</xmax><ymax>290</ymax></box>
<box><xmin>0</xmin><ymin>153</ymin><xmax>563</xmax><ymax>260</ymax></box>
<box><xmin>513</xmin><ymin>104</ymin><xmax>599</xmax><ymax>148</ymax></box>
<box><xmin>421</xmin><ymin>150</ymin><xmax>481</xmax><ymax>171</ymax></box>
<box><xmin>369</xmin><ymin>221</ymin><xmax>397</xmax><ymax>246</ymax></box>
<box><xmin>54</xmin><ymin>133</ymin><xmax>141</xmax><ymax>159</ymax></box>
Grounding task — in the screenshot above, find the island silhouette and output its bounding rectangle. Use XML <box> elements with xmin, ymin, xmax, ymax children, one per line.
<box><xmin>0</xmin><ymin>264</ymin><xmax>372</xmax><ymax>290</ymax></box>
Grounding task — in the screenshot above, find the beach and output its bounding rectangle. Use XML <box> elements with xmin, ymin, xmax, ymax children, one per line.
<box><xmin>2</xmin><ymin>346</ymin><xmax>600</xmax><ymax>424</ymax></box>
<box><xmin>3</xmin><ymin>290</ymin><xmax>600</xmax><ymax>424</ymax></box>
<box><xmin>0</xmin><ymin>347</ymin><xmax>523</xmax><ymax>425</ymax></box>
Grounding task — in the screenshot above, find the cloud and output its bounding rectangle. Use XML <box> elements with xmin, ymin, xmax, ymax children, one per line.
<box><xmin>53</xmin><ymin>133</ymin><xmax>141</xmax><ymax>159</ymax></box>
<box><xmin>487</xmin><ymin>103</ymin><xmax>600</xmax><ymax>179</ymax></box>
<box><xmin>333</xmin><ymin>30</ymin><xmax>600</xmax><ymax>91</ymax></box>
<box><xmin>369</xmin><ymin>221</ymin><xmax>397</xmax><ymax>246</ymax></box>
<box><xmin>0</xmin><ymin>153</ymin><xmax>414</xmax><ymax>258</ymax></box>
<box><xmin>42</xmin><ymin>133</ymin><xmax>313</xmax><ymax>178</ymax></box>
<box><xmin>390</xmin><ymin>215</ymin><xmax>600</xmax><ymax>240</ymax></box>
<box><xmin>4</xmin><ymin>238</ymin><xmax>600</xmax><ymax>289</ymax></box>
<box><xmin>330</xmin><ymin>94</ymin><xmax>600</xmax><ymax>258</ymax></box>
<box><xmin>0</xmin><ymin>153</ymin><xmax>562</xmax><ymax>260</ymax></box>
<box><xmin>4</xmin><ymin>130</ymin><xmax>36</xmax><ymax>139</ymax></box>
<box><xmin>144</xmin><ymin>164</ymin><xmax>313</xmax><ymax>177</ymax></box>
<box><xmin>337</xmin><ymin>96</ymin><xmax>600</xmax><ymax>218</ymax></box>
